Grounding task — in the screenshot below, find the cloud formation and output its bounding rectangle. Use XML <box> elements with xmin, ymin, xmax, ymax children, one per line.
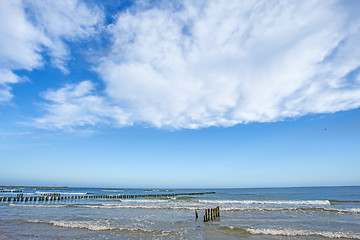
<box><xmin>22</xmin><ymin>0</ymin><xmax>360</xmax><ymax>130</ymax></box>
<box><xmin>0</xmin><ymin>0</ymin><xmax>102</xmax><ymax>102</ymax></box>
<box><xmin>34</xmin><ymin>81</ymin><xmax>129</xmax><ymax>130</ymax></box>
<box><xmin>91</xmin><ymin>0</ymin><xmax>360</xmax><ymax>129</ymax></box>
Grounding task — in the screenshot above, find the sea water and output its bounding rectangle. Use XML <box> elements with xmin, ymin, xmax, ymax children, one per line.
<box><xmin>0</xmin><ymin>186</ymin><xmax>360</xmax><ymax>239</ymax></box>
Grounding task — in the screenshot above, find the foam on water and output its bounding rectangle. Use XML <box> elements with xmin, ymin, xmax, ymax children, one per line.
<box><xmin>35</xmin><ymin>191</ymin><xmax>87</xmax><ymax>195</ymax></box>
<box><xmin>2</xmin><ymin>187</ymin><xmax>360</xmax><ymax>239</ymax></box>
<box><xmin>25</xmin><ymin>219</ymin><xmax>116</xmax><ymax>231</ymax></box>
<box><xmin>9</xmin><ymin>204</ymin><xmax>68</xmax><ymax>208</ymax></box>
<box><xmin>199</xmin><ymin>199</ymin><xmax>331</xmax><ymax>205</ymax></box>
<box><xmin>23</xmin><ymin>219</ymin><xmax>173</xmax><ymax>235</ymax></box>
<box><xmin>241</xmin><ymin>227</ymin><xmax>360</xmax><ymax>239</ymax></box>
<box><xmin>9</xmin><ymin>200</ymin><xmax>359</xmax><ymax>214</ymax></box>
<box><xmin>102</xmin><ymin>190</ymin><xmax>124</xmax><ymax>193</ymax></box>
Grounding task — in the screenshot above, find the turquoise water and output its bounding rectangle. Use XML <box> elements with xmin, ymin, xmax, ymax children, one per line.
<box><xmin>1</xmin><ymin>186</ymin><xmax>360</xmax><ymax>239</ymax></box>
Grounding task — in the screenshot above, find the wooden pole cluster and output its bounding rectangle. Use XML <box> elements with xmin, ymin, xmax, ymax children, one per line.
<box><xmin>0</xmin><ymin>191</ymin><xmax>216</xmax><ymax>203</ymax></box>
<box><xmin>0</xmin><ymin>190</ymin><xmax>22</xmax><ymax>193</ymax></box>
<box><xmin>203</xmin><ymin>206</ymin><xmax>220</xmax><ymax>222</ymax></box>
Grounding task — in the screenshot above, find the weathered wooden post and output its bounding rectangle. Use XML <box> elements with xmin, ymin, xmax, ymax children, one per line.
<box><xmin>195</xmin><ymin>209</ymin><xmax>198</xmax><ymax>219</ymax></box>
<box><xmin>204</xmin><ymin>208</ymin><xmax>210</xmax><ymax>222</ymax></box>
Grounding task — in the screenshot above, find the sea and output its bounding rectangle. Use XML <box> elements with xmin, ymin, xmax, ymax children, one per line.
<box><xmin>0</xmin><ymin>186</ymin><xmax>359</xmax><ymax>239</ymax></box>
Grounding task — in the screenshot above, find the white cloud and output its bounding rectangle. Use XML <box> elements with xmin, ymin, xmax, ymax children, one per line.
<box><xmin>90</xmin><ymin>0</ymin><xmax>360</xmax><ymax>129</ymax></box>
<box><xmin>0</xmin><ymin>69</ymin><xmax>22</xmax><ymax>102</ymax></box>
<box><xmin>34</xmin><ymin>0</ymin><xmax>360</xmax><ymax>130</ymax></box>
<box><xmin>24</xmin><ymin>0</ymin><xmax>103</xmax><ymax>72</ymax></box>
<box><xmin>0</xmin><ymin>0</ymin><xmax>102</xmax><ymax>102</ymax></box>
<box><xmin>33</xmin><ymin>81</ymin><xmax>130</xmax><ymax>130</ymax></box>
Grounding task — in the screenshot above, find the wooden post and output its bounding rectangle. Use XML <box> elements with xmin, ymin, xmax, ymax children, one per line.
<box><xmin>205</xmin><ymin>209</ymin><xmax>209</xmax><ymax>222</ymax></box>
<box><xmin>195</xmin><ymin>209</ymin><xmax>198</xmax><ymax>218</ymax></box>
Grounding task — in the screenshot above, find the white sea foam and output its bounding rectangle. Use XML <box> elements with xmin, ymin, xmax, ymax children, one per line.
<box><xmin>9</xmin><ymin>202</ymin><xmax>360</xmax><ymax>214</ymax></box>
<box><xmin>9</xmin><ymin>204</ymin><xmax>68</xmax><ymax>208</ymax></box>
<box><xmin>199</xmin><ymin>199</ymin><xmax>330</xmax><ymax>205</ymax></box>
<box><xmin>25</xmin><ymin>219</ymin><xmax>115</xmax><ymax>231</ymax></box>
<box><xmin>244</xmin><ymin>227</ymin><xmax>360</xmax><ymax>239</ymax></box>
<box><xmin>24</xmin><ymin>219</ymin><xmax>172</xmax><ymax>235</ymax></box>
<box><xmin>35</xmin><ymin>191</ymin><xmax>87</xmax><ymax>195</ymax></box>
<box><xmin>73</xmin><ymin>203</ymin><xmax>199</xmax><ymax>211</ymax></box>
<box><xmin>120</xmin><ymin>199</ymin><xmax>168</xmax><ymax>203</ymax></box>
<box><xmin>102</xmin><ymin>190</ymin><xmax>124</xmax><ymax>192</ymax></box>
<box><xmin>334</xmin><ymin>208</ymin><xmax>360</xmax><ymax>214</ymax></box>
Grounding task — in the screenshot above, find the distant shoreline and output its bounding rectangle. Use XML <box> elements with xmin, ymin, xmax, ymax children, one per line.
<box><xmin>0</xmin><ymin>185</ymin><xmax>68</xmax><ymax>188</ymax></box>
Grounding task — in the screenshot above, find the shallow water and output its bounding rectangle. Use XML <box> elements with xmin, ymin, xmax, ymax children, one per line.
<box><xmin>1</xmin><ymin>186</ymin><xmax>360</xmax><ymax>239</ymax></box>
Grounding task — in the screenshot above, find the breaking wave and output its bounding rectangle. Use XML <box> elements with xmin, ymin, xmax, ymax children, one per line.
<box><xmin>9</xmin><ymin>202</ymin><xmax>360</xmax><ymax>214</ymax></box>
<box><xmin>242</xmin><ymin>226</ymin><xmax>360</xmax><ymax>239</ymax></box>
<box><xmin>199</xmin><ymin>199</ymin><xmax>331</xmax><ymax>205</ymax></box>
<box><xmin>22</xmin><ymin>219</ymin><xmax>173</xmax><ymax>235</ymax></box>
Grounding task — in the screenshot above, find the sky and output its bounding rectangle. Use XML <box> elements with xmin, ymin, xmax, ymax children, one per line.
<box><xmin>0</xmin><ymin>0</ymin><xmax>360</xmax><ymax>188</ymax></box>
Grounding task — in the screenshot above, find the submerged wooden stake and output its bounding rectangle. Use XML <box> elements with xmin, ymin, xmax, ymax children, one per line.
<box><xmin>203</xmin><ymin>207</ymin><xmax>220</xmax><ymax>222</ymax></box>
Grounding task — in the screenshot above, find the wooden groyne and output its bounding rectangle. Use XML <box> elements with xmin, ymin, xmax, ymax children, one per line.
<box><xmin>0</xmin><ymin>185</ymin><xmax>68</xmax><ymax>188</ymax></box>
<box><xmin>0</xmin><ymin>191</ymin><xmax>215</xmax><ymax>203</ymax></box>
<box><xmin>203</xmin><ymin>206</ymin><xmax>220</xmax><ymax>222</ymax></box>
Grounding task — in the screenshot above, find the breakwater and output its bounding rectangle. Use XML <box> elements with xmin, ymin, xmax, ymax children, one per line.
<box><xmin>0</xmin><ymin>191</ymin><xmax>215</xmax><ymax>202</ymax></box>
<box><xmin>203</xmin><ymin>206</ymin><xmax>220</xmax><ymax>222</ymax></box>
<box><xmin>0</xmin><ymin>185</ymin><xmax>68</xmax><ymax>188</ymax></box>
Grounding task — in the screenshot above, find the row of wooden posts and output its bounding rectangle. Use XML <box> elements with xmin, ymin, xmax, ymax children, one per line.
<box><xmin>0</xmin><ymin>191</ymin><xmax>215</xmax><ymax>202</ymax></box>
<box><xmin>41</xmin><ymin>193</ymin><xmax>61</xmax><ymax>197</ymax></box>
<box><xmin>0</xmin><ymin>190</ymin><xmax>22</xmax><ymax>193</ymax></box>
<box><xmin>195</xmin><ymin>206</ymin><xmax>220</xmax><ymax>222</ymax></box>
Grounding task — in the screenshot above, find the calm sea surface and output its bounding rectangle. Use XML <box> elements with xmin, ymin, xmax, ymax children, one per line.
<box><xmin>1</xmin><ymin>186</ymin><xmax>360</xmax><ymax>239</ymax></box>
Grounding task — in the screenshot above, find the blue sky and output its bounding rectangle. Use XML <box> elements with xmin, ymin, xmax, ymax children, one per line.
<box><xmin>0</xmin><ymin>0</ymin><xmax>359</xmax><ymax>188</ymax></box>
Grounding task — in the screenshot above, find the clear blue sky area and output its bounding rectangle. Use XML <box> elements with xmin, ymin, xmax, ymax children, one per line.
<box><xmin>0</xmin><ymin>0</ymin><xmax>359</xmax><ymax>188</ymax></box>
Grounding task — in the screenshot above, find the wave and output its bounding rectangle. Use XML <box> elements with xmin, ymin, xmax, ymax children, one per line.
<box><xmin>199</xmin><ymin>199</ymin><xmax>330</xmax><ymax>205</ymax></box>
<box><xmin>10</xmin><ymin>203</ymin><xmax>199</xmax><ymax>210</ymax></box>
<box><xmin>102</xmin><ymin>190</ymin><xmax>124</xmax><ymax>193</ymax></box>
<box><xmin>9</xmin><ymin>204</ymin><xmax>69</xmax><ymax>208</ymax></box>
<box><xmin>297</xmin><ymin>207</ymin><xmax>360</xmax><ymax>214</ymax></box>
<box><xmin>170</xmin><ymin>196</ymin><xmax>199</xmax><ymax>202</ymax></box>
<box><xmin>35</xmin><ymin>191</ymin><xmax>87</xmax><ymax>195</ymax></box>
<box><xmin>230</xmin><ymin>226</ymin><xmax>360</xmax><ymax>239</ymax></box>
<box><xmin>9</xmin><ymin>202</ymin><xmax>360</xmax><ymax>214</ymax></box>
<box><xmin>7</xmin><ymin>196</ymin><xmax>358</xmax><ymax>214</ymax></box>
<box><xmin>221</xmin><ymin>206</ymin><xmax>360</xmax><ymax>214</ymax></box>
<box><xmin>24</xmin><ymin>219</ymin><xmax>116</xmax><ymax>231</ymax></box>
<box><xmin>144</xmin><ymin>189</ymin><xmax>174</xmax><ymax>192</ymax></box>
<box><xmin>22</xmin><ymin>219</ymin><xmax>173</xmax><ymax>235</ymax></box>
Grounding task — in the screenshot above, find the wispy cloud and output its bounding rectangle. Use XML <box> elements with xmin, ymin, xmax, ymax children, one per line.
<box><xmin>0</xmin><ymin>0</ymin><xmax>102</xmax><ymax>102</ymax></box>
<box><xmin>32</xmin><ymin>81</ymin><xmax>130</xmax><ymax>130</ymax></box>
<box><xmin>31</xmin><ymin>1</ymin><xmax>360</xmax><ymax>129</ymax></box>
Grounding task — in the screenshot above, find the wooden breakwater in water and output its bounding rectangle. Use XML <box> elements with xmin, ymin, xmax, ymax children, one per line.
<box><xmin>0</xmin><ymin>185</ymin><xmax>68</xmax><ymax>188</ymax></box>
<box><xmin>0</xmin><ymin>191</ymin><xmax>215</xmax><ymax>202</ymax></box>
<box><xmin>203</xmin><ymin>206</ymin><xmax>220</xmax><ymax>222</ymax></box>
